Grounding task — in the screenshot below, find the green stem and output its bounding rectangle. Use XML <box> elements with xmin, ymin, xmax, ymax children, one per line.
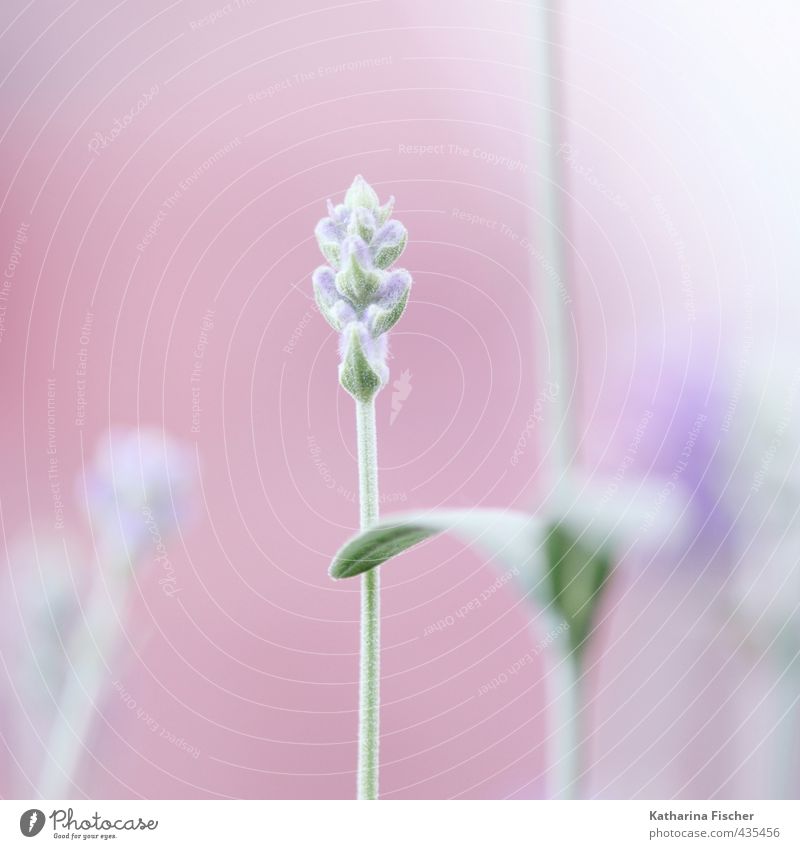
<box><xmin>355</xmin><ymin>397</ymin><xmax>380</xmax><ymax>799</ymax></box>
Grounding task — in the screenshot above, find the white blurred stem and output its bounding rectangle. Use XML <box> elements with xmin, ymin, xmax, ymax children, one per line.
<box><xmin>527</xmin><ymin>1</ymin><xmax>573</xmax><ymax>473</ymax></box>
<box><xmin>545</xmin><ymin>634</ymin><xmax>583</xmax><ymax>799</ymax></box>
<box><xmin>528</xmin><ymin>2</ymin><xmax>585</xmax><ymax>799</ymax></box>
<box><xmin>37</xmin><ymin>546</ymin><xmax>128</xmax><ymax>799</ymax></box>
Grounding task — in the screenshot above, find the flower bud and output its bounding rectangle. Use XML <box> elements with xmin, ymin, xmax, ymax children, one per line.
<box><xmin>344</xmin><ymin>174</ymin><xmax>380</xmax><ymax>211</ymax></box>
<box><xmin>335</xmin><ymin>239</ymin><xmax>381</xmax><ymax>306</ymax></box>
<box><xmin>366</xmin><ymin>269</ymin><xmax>412</xmax><ymax>336</ymax></box>
<box><xmin>366</xmin><ymin>293</ymin><xmax>409</xmax><ymax>337</ymax></box>
<box><xmin>371</xmin><ymin>220</ymin><xmax>407</xmax><ymax>269</ymax></box>
<box><xmin>313</xmin><ymin>266</ymin><xmax>354</xmax><ymax>330</ymax></box>
<box><xmin>350</xmin><ymin>207</ymin><xmax>376</xmax><ymax>244</ymax></box>
<box><xmin>376</xmin><ymin>196</ymin><xmax>395</xmax><ymax>226</ymax></box>
<box><xmin>314</xmin><ymin>219</ymin><xmax>342</xmax><ymax>269</ymax></box>
<box><xmin>339</xmin><ymin>322</ymin><xmax>387</xmax><ymax>402</ymax></box>
<box><xmin>312</xmin><ymin>175</ymin><xmax>412</xmax><ymax>398</ymax></box>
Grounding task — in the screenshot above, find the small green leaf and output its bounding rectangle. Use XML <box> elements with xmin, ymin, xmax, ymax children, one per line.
<box><xmin>329</xmin><ymin>508</ymin><xmax>539</xmax><ymax>582</ymax></box>
<box><xmin>331</xmin><ymin>523</ymin><xmax>436</xmax><ymax>579</ymax></box>
<box><xmin>543</xmin><ymin>523</ymin><xmax>612</xmax><ymax>660</ymax></box>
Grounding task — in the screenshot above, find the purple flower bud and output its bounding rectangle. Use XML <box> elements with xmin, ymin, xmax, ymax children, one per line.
<box><xmin>327</xmin><ymin>200</ymin><xmax>350</xmax><ymax>227</ymax></box>
<box><xmin>371</xmin><ymin>220</ymin><xmax>407</xmax><ymax>269</ymax></box>
<box><xmin>351</xmin><ymin>207</ymin><xmax>377</xmax><ymax>243</ymax></box>
<box><xmin>314</xmin><ymin>218</ymin><xmax>343</xmax><ymax>268</ymax></box>
<box><xmin>336</xmin><ymin>237</ymin><xmax>381</xmax><ymax>306</ymax></box>
<box><xmin>332</xmin><ymin>299</ymin><xmax>357</xmax><ymax>326</ymax></box>
<box><xmin>339</xmin><ymin>234</ymin><xmax>373</xmax><ymax>274</ymax></box>
<box><xmin>313</xmin><ymin>266</ymin><xmax>356</xmax><ymax>330</ymax></box>
<box><xmin>377</xmin><ymin>268</ymin><xmax>412</xmax><ymax>306</ymax></box>
<box><xmin>312</xmin><ymin>265</ymin><xmax>337</xmax><ymax>302</ymax></box>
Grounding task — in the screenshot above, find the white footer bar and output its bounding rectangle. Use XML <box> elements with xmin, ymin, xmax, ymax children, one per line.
<box><xmin>2</xmin><ymin>800</ymin><xmax>797</xmax><ymax>847</ymax></box>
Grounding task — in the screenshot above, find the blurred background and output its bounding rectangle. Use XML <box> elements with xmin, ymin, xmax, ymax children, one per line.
<box><xmin>0</xmin><ymin>0</ymin><xmax>799</xmax><ymax>799</ymax></box>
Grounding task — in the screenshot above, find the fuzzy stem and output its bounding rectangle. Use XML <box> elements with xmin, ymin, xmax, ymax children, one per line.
<box><xmin>355</xmin><ymin>397</ymin><xmax>380</xmax><ymax>799</ymax></box>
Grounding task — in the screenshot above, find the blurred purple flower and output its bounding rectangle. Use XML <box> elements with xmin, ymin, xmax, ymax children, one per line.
<box><xmin>82</xmin><ymin>427</ymin><xmax>195</xmax><ymax>557</ymax></box>
<box><xmin>594</xmin><ymin>340</ymin><xmax>734</xmax><ymax>560</ymax></box>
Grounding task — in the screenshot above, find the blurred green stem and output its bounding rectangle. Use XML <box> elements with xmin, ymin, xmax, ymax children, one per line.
<box><xmin>356</xmin><ymin>398</ymin><xmax>380</xmax><ymax>799</ymax></box>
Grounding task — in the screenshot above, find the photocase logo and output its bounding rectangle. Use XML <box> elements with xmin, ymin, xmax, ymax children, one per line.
<box><xmin>15</xmin><ymin>807</ymin><xmax>160</xmax><ymax>838</ymax></box>
<box><xmin>19</xmin><ymin>809</ymin><xmax>45</xmax><ymax>837</ymax></box>
<box><xmin>390</xmin><ymin>369</ymin><xmax>413</xmax><ymax>425</ymax></box>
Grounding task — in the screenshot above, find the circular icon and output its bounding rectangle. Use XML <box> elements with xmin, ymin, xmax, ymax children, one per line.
<box><xmin>19</xmin><ymin>809</ymin><xmax>45</xmax><ymax>837</ymax></box>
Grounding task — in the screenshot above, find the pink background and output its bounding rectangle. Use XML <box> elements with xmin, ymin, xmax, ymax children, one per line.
<box><xmin>0</xmin><ymin>1</ymin><xmax>797</xmax><ymax>799</ymax></box>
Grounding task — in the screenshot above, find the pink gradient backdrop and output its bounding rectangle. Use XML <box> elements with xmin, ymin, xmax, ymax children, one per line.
<box><xmin>0</xmin><ymin>1</ymin><xmax>797</xmax><ymax>799</ymax></box>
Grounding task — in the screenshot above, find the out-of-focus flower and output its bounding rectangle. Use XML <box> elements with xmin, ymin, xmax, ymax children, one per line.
<box><xmin>594</xmin><ymin>343</ymin><xmax>734</xmax><ymax>561</ymax></box>
<box><xmin>37</xmin><ymin>427</ymin><xmax>196</xmax><ymax>798</ymax></box>
<box><xmin>591</xmin><ymin>340</ymin><xmax>800</xmax><ymax>647</ymax></box>
<box><xmin>312</xmin><ymin>175</ymin><xmax>412</xmax><ymax>402</ymax></box>
<box><xmin>82</xmin><ymin>427</ymin><xmax>195</xmax><ymax>556</ymax></box>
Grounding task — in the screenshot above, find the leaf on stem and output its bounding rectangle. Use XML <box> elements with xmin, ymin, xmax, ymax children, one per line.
<box><xmin>329</xmin><ymin>508</ymin><xmax>614</xmax><ymax>660</ymax></box>
<box><xmin>330</xmin><ymin>508</ymin><xmax>540</xmax><ymax>582</ymax></box>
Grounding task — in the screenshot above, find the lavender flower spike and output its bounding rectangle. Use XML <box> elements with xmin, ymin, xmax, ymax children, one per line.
<box><xmin>313</xmin><ymin>175</ymin><xmax>411</xmax><ymax>402</ymax></box>
<box><xmin>313</xmin><ymin>176</ymin><xmax>412</xmax><ymax>799</ymax></box>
